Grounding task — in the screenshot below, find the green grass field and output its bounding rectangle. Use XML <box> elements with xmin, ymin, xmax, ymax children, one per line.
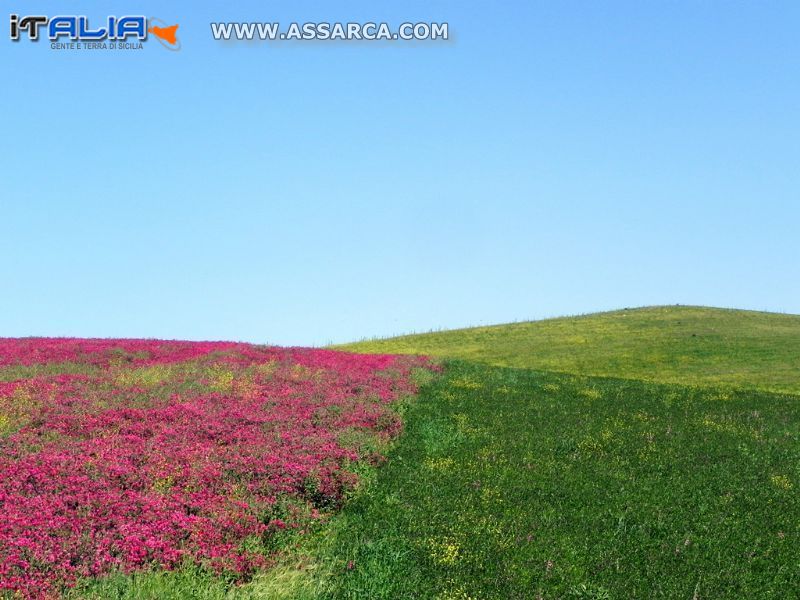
<box><xmin>337</xmin><ymin>306</ymin><xmax>800</xmax><ymax>394</ymax></box>
<box><xmin>318</xmin><ymin>363</ymin><xmax>799</xmax><ymax>598</ymax></box>
<box><xmin>68</xmin><ymin>362</ymin><xmax>800</xmax><ymax>599</ymax></box>
<box><xmin>59</xmin><ymin>307</ymin><xmax>800</xmax><ymax>597</ymax></box>
<box><xmin>321</xmin><ymin>306</ymin><xmax>800</xmax><ymax>598</ymax></box>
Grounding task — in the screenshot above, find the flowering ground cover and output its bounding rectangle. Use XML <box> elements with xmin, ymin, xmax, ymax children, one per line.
<box><xmin>0</xmin><ymin>338</ymin><xmax>431</xmax><ymax>598</ymax></box>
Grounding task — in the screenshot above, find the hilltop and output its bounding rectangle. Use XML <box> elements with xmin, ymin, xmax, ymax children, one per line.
<box><xmin>337</xmin><ymin>306</ymin><xmax>800</xmax><ymax>394</ymax></box>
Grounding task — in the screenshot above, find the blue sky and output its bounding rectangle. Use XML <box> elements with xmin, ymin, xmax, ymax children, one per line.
<box><xmin>2</xmin><ymin>1</ymin><xmax>798</xmax><ymax>345</ymax></box>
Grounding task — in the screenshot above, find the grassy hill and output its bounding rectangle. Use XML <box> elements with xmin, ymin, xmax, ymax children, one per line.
<box><xmin>308</xmin><ymin>306</ymin><xmax>800</xmax><ymax>597</ymax></box>
<box><xmin>337</xmin><ymin>306</ymin><xmax>800</xmax><ymax>394</ymax></box>
<box><xmin>10</xmin><ymin>308</ymin><xmax>798</xmax><ymax>599</ymax></box>
<box><xmin>313</xmin><ymin>363</ymin><xmax>800</xmax><ymax>599</ymax></box>
<box><xmin>76</xmin><ymin>364</ymin><xmax>800</xmax><ymax>599</ymax></box>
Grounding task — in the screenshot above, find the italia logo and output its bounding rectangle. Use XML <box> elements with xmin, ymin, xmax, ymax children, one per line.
<box><xmin>9</xmin><ymin>14</ymin><xmax>180</xmax><ymax>50</ymax></box>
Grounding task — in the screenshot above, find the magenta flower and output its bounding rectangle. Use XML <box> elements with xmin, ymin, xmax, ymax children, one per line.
<box><xmin>0</xmin><ymin>338</ymin><xmax>432</xmax><ymax>598</ymax></box>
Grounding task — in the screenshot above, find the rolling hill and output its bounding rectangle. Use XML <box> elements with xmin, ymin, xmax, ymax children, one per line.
<box><xmin>4</xmin><ymin>307</ymin><xmax>799</xmax><ymax>598</ymax></box>
<box><xmin>337</xmin><ymin>306</ymin><xmax>800</xmax><ymax>394</ymax></box>
<box><xmin>319</xmin><ymin>307</ymin><xmax>800</xmax><ymax>598</ymax></box>
<box><xmin>309</xmin><ymin>363</ymin><xmax>800</xmax><ymax>599</ymax></box>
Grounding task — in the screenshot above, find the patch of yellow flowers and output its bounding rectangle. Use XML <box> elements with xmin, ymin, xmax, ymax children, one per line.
<box><xmin>208</xmin><ymin>365</ymin><xmax>235</xmax><ymax>392</ymax></box>
<box><xmin>114</xmin><ymin>364</ymin><xmax>174</xmax><ymax>388</ymax></box>
<box><xmin>424</xmin><ymin>457</ymin><xmax>456</xmax><ymax>471</ymax></box>
<box><xmin>770</xmin><ymin>474</ymin><xmax>793</xmax><ymax>491</ymax></box>
<box><xmin>436</xmin><ymin>581</ymin><xmax>476</xmax><ymax>600</ymax></box>
<box><xmin>450</xmin><ymin>377</ymin><xmax>482</xmax><ymax>390</ymax></box>
<box><xmin>426</xmin><ymin>537</ymin><xmax>461</xmax><ymax>566</ymax></box>
<box><xmin>579</xmin><ymin>387</ymin><xmax>602</xmax><ymax>400</ymax></box>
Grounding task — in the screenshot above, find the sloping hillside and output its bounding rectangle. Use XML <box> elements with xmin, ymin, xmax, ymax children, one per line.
<box><xmin>338</xmin><ymin>306</ymin><xmax>800</xmax><ymax>393</ymax></box>
<box><xmin>310</xmin><ymin>362</ymin><xmax>800</xmax><ymax>599</ymax></box>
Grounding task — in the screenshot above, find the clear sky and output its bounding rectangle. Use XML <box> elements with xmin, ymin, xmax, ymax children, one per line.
<box><xmin>2</xmin><ymin>1</ymin><xmax>798</xmax><ymax>346</ymax></box>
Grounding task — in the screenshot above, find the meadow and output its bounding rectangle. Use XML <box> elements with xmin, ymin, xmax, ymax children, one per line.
<box><xmin>1</xmin><ymin>306</ymin><xmax>799</xmax><ymax>598</ymax></box>
<box><xmin>327</xmin><ymin>306</ymin><xmax>800</xmax><ymax>598</ymax></box>
<box><xmin>316</xmin><ymin>363</ymin><xmax>799</xmax><ymax>598</ymax></box>
<box><xmin>338</xmin><ymin>306</ymin><xmax>800</xmax><ymax>394</ymax></box>
<box><xmin>0</xmin><ymin>338</ymin><xmax>430</xmax><ymax>598</ymax></box>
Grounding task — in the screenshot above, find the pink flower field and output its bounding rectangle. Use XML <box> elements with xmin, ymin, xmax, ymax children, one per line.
<box><xmin>0</xmin><ymin>338</ymin><xmax>432</xmax><ymax>598</ymax></box>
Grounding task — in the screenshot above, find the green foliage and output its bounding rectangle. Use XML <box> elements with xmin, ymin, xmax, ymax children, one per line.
<box><xmin>66</xmin><ymin>357</ymin><xmax>800</xmax><ymax>597</ymax></box>
<box><xmin>337</xmin><ymin>306</ymin><xmax>800</xmax><ymax>394</ymax></box>
<box><xmin>68</xmin><ymin>559</ymin><xmax>330</xmax><ymax>600</ymax></box>
<box><xmin>0</xmin><ymin>361</ymin><xmax>102</xmax><ymax>381</ymax></box>
<box><xmin>63</xmin><ymin>308</ymin><xmax>800</xmax><ymax>597</ymax></box>
<box><xmin>68</xmin><ymin>564</ymin><xmax>233</xmax><ymax>599</ymax></box>
<box><xmin>312</xmin><ymin>362</ymin><xmax>800</xmax><ymax>598</ymax></box>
